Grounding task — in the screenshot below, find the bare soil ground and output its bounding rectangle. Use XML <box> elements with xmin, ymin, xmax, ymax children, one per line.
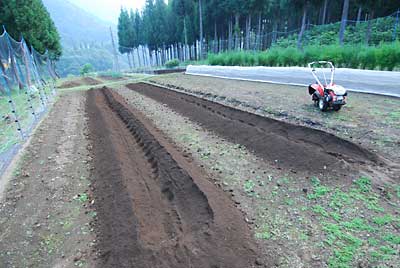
<box><xmin>126</xmin><ymin>83</ymin><xmax>384</xmax><ymax>178</ymax></box>
<box><xmin>86</xmin><ymin>87</ymin><xmax>259</xmax><ymax>268</ymax></box>
<box><xmin>97</xmin><ymin>75</ymin><xmax>126</xmax><ymax>82</ymax></box>
<box><xmin>153</xmin><ymin>69</ymin><xmax>186</xmax><ymax>75</ymax></box>
<box><xmin>0</xmin><ymin>91</ymin><xmax>96</xmax><ymax>267</ymax></box>
<box><xmin>1</xmin><ymin>75</ymin><xmax>399</xmax><ymax>268</ymax></box>
<box><xmin>114</xmin><ymin>82</ymin><xmax>399</xmax><ymax>268</ymax></box>
<box><xmin>59</xmin><ymin>77</ymin><xmax>102</xmax><ymax>89</ymax></box>
<box><xmin>149</xmin><ymin>73</ymin><xmax>400</xmax><ymax>162</ymax></box>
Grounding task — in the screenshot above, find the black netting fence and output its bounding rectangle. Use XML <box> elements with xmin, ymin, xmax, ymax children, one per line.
<box><xmin>0</xmin><ymin>27</ymin><xmax>57</xmax><ymax>175</ymax></box>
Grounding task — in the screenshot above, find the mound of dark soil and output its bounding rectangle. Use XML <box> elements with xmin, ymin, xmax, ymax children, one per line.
<box><xmin>58</xmin><ymin>81</ymin><xmax>81</xmax><ymax>89</ymax></box>
<box><xmin>85</xmin><ymin>87</ymin><xmax>260</xmax><ymax>268</ymax></box>
<box><xmin>154</xmin><ymin>68</ymin><xmax>186</xmax><ymax>75</ymax></box>
<box><xmin>127</xmin><ymin>82</ymin><xmax>382</xmax><ymax>177</ymax></box>
<box><xmin>81</xmin><ymin>77</ymin><xmax>101</xmax><ymax>85</ymax></box>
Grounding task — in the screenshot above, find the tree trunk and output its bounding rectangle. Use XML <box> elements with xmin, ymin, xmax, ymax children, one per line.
<box><xmin>10</xmin><ymin>56</ymin><xmax>24</xmax><ymax>90</ymax></box>
<box><xmin>228</xmin><ymin>17</ymin><xmax>233</xmax><ymax>50</ymax></box>
<box><xmin>257</xmin><ymin>12</ymin><xmax>262</xmax><ymax>50</ymax></box>
<box><xmin>21</xmin><ymin>43</ymin><xmax>32</xmax><ymax>88</ymax></box>
<box><xmin>127</xmin><ymin>53</ymin><xmax>132</xmax><ymax>70</ymax></box>
<box><xmin>365</xmin><ymin>11</ymin><xmax>374</xmax><ymax>45</ymax></box>
<box><xmin>338</xmin><ymin>0</ymin><xmax>350</xmax><ymax>45</ymax></box>
<box><xmin>272</xmin><ymin>20</ymin><xmax>278</xmax><ymax>45</ymax></box>
<box><xmin>137</xmin><ymin>48</ymin><xmax>142</xmax><ymax>68</ymax></box>
<box><xmin>234</xmin><ymin>13</ymin><xmax>240</xmax><ymax>50</ymax></box>
<box><xmin>245</xmin><ymin>14</ymin><xmax>251</xmax><ymax>50</ymax></box>
<box><xmin>131</xmin><ymin>51</ymin><xmax>136</xmax><ymax>69</ymax></box>
<box><xmin>321</xmin><ymin>0</ymin><xmax>328</xmax><ymax>25</ymax></box>
<box><xmin>214</xmin><ymin>21</ymin><xmax>218</xmax><ymax>53</ymax></box>
<box><xmin>0</xmin><ymin>55</ymin><xmax>13</xmax><ymax>94</ymax></box>
<box><xmin>199</xmin><ymin>0</ymin><xmax>204</xmax><ymax>59</ymax></box>
<box><xmin>183</xmin><ymin>16</ymin><xmax>188</xmax><ymax>45</ymax></box>
<box><xmin>356</xmin><ymin>6</ymin><xmax>362</xmax><ymax>25</ymax></box>
<box><xmin>297</xmin><ymin>3</ymin><xmax>308</xmax><ymax>50</ymax></box>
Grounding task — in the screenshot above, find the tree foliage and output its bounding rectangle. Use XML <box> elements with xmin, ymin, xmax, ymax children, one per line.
<box><xmin>0</xmin><ymin>0</ymin><xmax>62</xmax><ymax>59</ymax></box>
<box><xmin>117</xmin><ymin>0</ymin><xmax>399</xmax><ymax>53</ymax></box>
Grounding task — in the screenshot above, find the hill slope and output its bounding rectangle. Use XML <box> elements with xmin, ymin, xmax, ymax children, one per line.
<box><xmin>42</xmin><ymin>0</ymin><xmax>128</xmax><ymax>76</ymax></box>
<box><xmin>42</xmin><ymin>0</ymin><xmax>113</xmax><ymax>47</ymax></box>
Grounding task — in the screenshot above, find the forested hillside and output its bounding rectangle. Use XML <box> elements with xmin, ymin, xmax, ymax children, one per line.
<box><xmin>42</xmin><ymin>0</ymin><xmax>113</xmax><ymax>47</ymax></box>
<box><xmin>118</xmin><ymin>0</ymin><xmax>399</xmax><ymax>50</ymax></box>
<box><xmin>42</xmin><ymin>0</ymin><xmax>129</xmax><ymax>76</ymax></box>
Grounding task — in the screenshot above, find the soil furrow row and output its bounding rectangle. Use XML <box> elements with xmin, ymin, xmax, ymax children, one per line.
<box><xmin>127</xmin><ymin>82</ymin><xmax>381</xmax><ymax>177</ymax></box>
<box><xmin>86</xmin><ymin>88</ymin><xmax>259</xmax><ymax>268</ymax></box>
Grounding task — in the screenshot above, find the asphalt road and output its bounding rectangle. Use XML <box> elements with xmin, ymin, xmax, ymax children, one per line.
<box><xmin>186</xmin><ymin>65</ymin><xmax>400</xmax><ymax>98</ymax></box>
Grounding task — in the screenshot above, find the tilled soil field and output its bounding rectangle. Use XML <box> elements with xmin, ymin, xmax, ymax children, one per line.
<box><xmin>126</xmin><ymin>83</ymin><xmax>394</xmax><ymax>180</ymax></box>
<box><xmin>117</xmin><ymin>82</ymin><xmax>399</xmax><ymax>268</ymax></box>
<box><xmin>59</xmin><ymin>77</ymin><xmax>102</xmax><ymax>89</ymax></box>
<box><xmin>86</xmin><ymin>88</ymin><xmax>259</xmax><ymax>268</ymax></box>
<box><xmin>149</xmin><ymin>74</ymin><xmax>400</xmax><ymax>162</ymax></box>
<box><xmin>2</xmin><ymin>77</ymin><xmax>399</xmax><ymax>268</ymax></box>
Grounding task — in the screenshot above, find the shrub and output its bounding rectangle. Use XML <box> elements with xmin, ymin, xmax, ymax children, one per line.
<box><xmin>207</xmin><ymin>43</ymin><xmax>400</xmax><ymax>71</ymax></box>
<box><xmin>165</xmin><ymin>59</ymin><xmax>180</xmax><ymax>69</ymax></box>
<box><xmin>80</xmin><ymin>63</ymin><xmax>93</xmax><ymax>76</ymax></box>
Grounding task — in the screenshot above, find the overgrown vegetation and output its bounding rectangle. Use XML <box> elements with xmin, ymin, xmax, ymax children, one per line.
<box><xmin>165</xmin><ymin>59</ymin><xmax>180</xmax><ymax>69</ymax></box>
<box><xmin>208</xmin><ymin>42</ymin><xmax>400</xmax><ymax>71</ymax></box>
<box><xmin>80</xmin><ymin>63</ymin><xmax>93</xmax><ymax>76</ymax></box>
<box><xmin>277</xmin><ymin>16</ymin><xmax>400</xmax><ymax>48</ymax></box>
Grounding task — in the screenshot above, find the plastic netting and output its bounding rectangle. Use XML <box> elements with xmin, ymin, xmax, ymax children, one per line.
<box><xmin>0</xmin><ymin>27</ymin><xmax>57</xmax><ymax>175</ymax></box>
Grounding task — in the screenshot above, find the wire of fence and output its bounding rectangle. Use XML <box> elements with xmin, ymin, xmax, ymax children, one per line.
<box><xmin>0</xmin><ymin>27</ymin><xmax>57</xmax><ymax>175</ymax></box>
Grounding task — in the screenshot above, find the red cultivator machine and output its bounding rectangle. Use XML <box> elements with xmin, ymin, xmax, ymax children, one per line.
<box><xmin>308</xmin><ymin>61</ymin><xmax>347</xmax><ymax>112</ymax></box>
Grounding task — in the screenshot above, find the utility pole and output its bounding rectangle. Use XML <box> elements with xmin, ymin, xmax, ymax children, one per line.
<box><xmin>110</xmin><ymin>27</ymin><xmax>120</xmax><ymax>73</ymax></box>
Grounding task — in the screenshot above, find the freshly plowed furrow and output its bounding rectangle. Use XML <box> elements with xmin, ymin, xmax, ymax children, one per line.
<box><xmin>102</xmin><ymin>89</ymin><xmax>214</xmax><ymax>231</ymax></box>
<box><xmin>127</xmin><ymin>82</ymin><xmax>382</xmax><ymax>176</ymax></box>
<box><xmin>86</xmin><ymin>88</ymin><xmax>258</xmax><ymax>268</ymax></box>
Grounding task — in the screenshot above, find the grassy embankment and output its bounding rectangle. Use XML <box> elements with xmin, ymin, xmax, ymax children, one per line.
<box><xmin>209</xmin><ymin>16</ymin><xmax>400</xmax><ymax>70</ymax></box>
<box><xmin>208</xmin><ymin>42</ymin><xmax>400</xmax><ymax>71</ymax></box>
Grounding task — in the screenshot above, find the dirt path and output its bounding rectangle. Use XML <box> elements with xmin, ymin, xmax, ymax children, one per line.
<box><xmin>0</xmin><ymin>91</ymin><xmax>95</xmax><ymax>267</ymax></box>
<box><xmin>86</xmin><ymin>88</ymin><xmax>260</xmax><ymax>268</ymax></box>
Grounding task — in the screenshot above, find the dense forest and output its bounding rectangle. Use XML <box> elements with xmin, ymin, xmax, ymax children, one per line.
<box><xmin>118</xmin><ymin>0</ymin><xmax>399</xmax><ymax>52</ymax></box>
<box><xmin>0</xmin><ymin>0</ymin><xmax>61</xmax><ymax>59</ymax></box>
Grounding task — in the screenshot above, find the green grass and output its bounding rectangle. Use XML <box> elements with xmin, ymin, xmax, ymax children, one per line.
<box><xmin>0</xmin><ymin>88</ymin><xmax>50</xmax><ymax>153</ymax></box>
<box><xmin>373</xmin><ymin>215</ymin><xmax>395</xmax><ymax>226</ymax></box>
<box><xmin>208</xmin><ymin>42</ymin><xmax>400</xmax><ymax>71</ymax></box>
<box><xmin>307</xmin><ymin>185</ymin><xmax>330</xmax><ymax>200</ymax></box>
<box><xmin>253</xmin><ymin>175</ymin><xmax>399</xmax><ymax>267</ymax></box>
<box><xmin>244</xmin><ymin>179</ymin><xmax>255</xmax><ymax>193</ymax></box>
<box><xmin>255</xmin><ymin>224</ymin><xmax>271</xmax><ymax>240</ymax></box>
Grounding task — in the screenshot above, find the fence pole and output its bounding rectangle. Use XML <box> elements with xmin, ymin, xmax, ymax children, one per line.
<box><xmin>393</xmin><ymin>9</ymin><xmax>399</xmax><ymax>41</ymax></box>
<box><xmin>30</xmin><ymin>46</ymin><xmax>48</xmax><ymax>108</ymax></box>
<box><xmin>20</xmin><ymin>38</ymin><xmax>37</xmax><ymax>119</ymax></box>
